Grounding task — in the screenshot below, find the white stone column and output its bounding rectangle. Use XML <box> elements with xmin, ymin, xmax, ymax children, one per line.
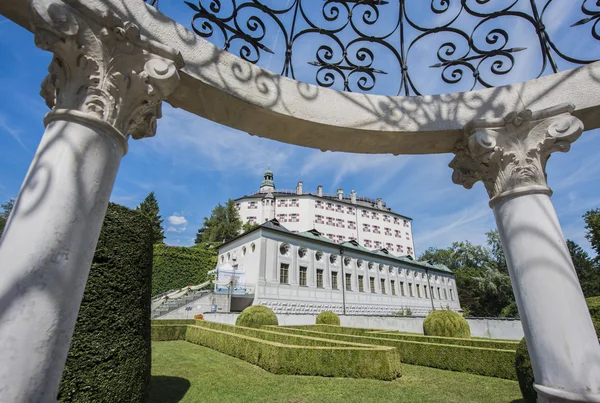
<box><xmin>0</xmin><ymin>0</ymin><xmax>181</xmax><ymax>401</ymax></box>
<box><xmin>450</xmin><ymin>104</ymin><xmax>600</xmax><ymax>403</ymax></box>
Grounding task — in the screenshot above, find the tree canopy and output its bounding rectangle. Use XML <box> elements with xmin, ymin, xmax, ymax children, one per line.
<box><xmin>195</xmin><ymin>199</ymin><xmax>242</xmax><ymax>244</ymax></box>
<box><xmin>136</xmin><ymin>192</ymin><xmax>165</xmax><ymax>244</ymax></box>
<box><xmin>0</xmin><ymin>198</ymin><xmax>14</xmax><ymax>236</ymax></box>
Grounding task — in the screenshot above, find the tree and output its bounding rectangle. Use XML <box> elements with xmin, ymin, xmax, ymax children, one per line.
<box><xmin>0</xmin><ymin>198</ymin><xmax>15</xmax><ymax>236</ymax></box>
<box><xmin>486</xmin><ymin>229</ymin><xmax>507</xmax><ymax>273</ymax></box>
<box><xmin>242</xmin><ymin>222</ymin><xmax>260</xmax><ymax>233</ymax></box>
<box><xmin>568</xmin><ymin>239</ymin><xmax>600</xmax><ymax>298</ymax></box>
<box><xmin>196</xmin><ymin>199</ymin><xmax>242</xmax><ymax>244</ymax></box>
<box><xmin>136</xmin><ymin>192</ymin><xmax>165</xmax><ymax>244</ymax></box>
<box><xmin>584</xmin><ymin>209</ymin><xmax>600</xmax><ymax>260</ymax></box>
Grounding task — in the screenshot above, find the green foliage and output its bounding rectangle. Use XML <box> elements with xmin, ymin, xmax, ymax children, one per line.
<box><xmin>568</xmin><ymin>239</ymin><xmax>600</xmax><ymax>298</ymax></box>
<box><xmin>0</xmin><ymin>197</ymin><xmax>14</xmax><ymax>236</ymax></box>
<box><xmin>514</xmin><ymin>297</ymin><xmax>599</xmax><ymax>403</ymax></box>
<box><xmin>423</xmin><ymin>310</ymin><xmax>471</xmax><ymax>338</ymax></box>
<box><xmin>196</xmin><ymin>199</ymin><xmax>242</xmax><ymax>244</ymax></box>
<box><xmin>136</xmin><ymin>191</ymin><xmax>165</xmax><ymax>244</ymax></box>
<box><xmin>515</xmin><ymin>337</ymin><xmax>536</xmax><ymax>403</ymax></box>
<box><xmin>500</xmin><ymin>301</ymin><xmax>520</xmax><ymax>319</ymax></box>
<box><xmin>271</xmin><ymin>326</ymin><xmax>516</xmax><ymax>380</ymax></box>
<box><xmin>152</xmin><ymin>243</ymin><xmax>217</xmax><ymax>295</ymax></box>
<box><xmin>584</xmin><ymin>208</ymin><xmax>600</xmax><ymax>259</ymax></box>
<box><xmin>242</xmin><ymin>221</ymin><xmax>260</xmax><ymax>233</ymax></box>
<box><xmin>151</xmin><ymin>321</ymin><xmax>401</xmax><ymax>380</ymax></box>
<box><xmin>316</xmin><ymin>311</ymin><xmax>340</xmax><ymax>325</ymax></box>
<box><xmin>236</xmin><ymin>305</ymin><xmax>279</xmax><ymax>328</ymax></box>
<box><xmin>59</xmin><ymin>203</ymin><xmax>153</xmax><ymax>402</ymax></box>
<box><xmin>419</xmin><ymin>239</ymin><xmax>515</xmax><ymax>317</ymax></box>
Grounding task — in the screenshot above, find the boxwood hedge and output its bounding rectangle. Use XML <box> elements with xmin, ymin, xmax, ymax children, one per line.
<box><xmin>316</xmin><ymin>311</ymin><xmax>341</xmax><ymax>325</ymax></box>
<box><xmin>269</xmin><ymin>326</ymin><xmax>516</xmax><ymax>380</ymax></box>
<box><xmin>151</xmin><ymin>321</ymin><xmax>401</xmax><ymax>380</ymax></box>
<box><xmin>235</xmin><ymin>305</ymin><xmax>278</xmax><ymax>328</ymax></box>
<box><xmin>58</xmin><ymin>203</ymin><xmax>153</xmax><ymax>403</ymax></box>
<box><xmin>152</xmin><ymin>243</ymin><xmax>217</xmax><ymax>295</ymax></box>
<box><xmin>423</xmin><ymin>310</ymin><xmax>471</xmax><ymax>338</ymax></box>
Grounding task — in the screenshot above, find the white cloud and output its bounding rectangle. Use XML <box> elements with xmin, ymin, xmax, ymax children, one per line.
<box><xmin>167</xmin><ymin>226</ymin><xmax>187</xmax><ymax>233</ymax></box>
<box><xmin>168</xmin><ymin>213</ymin><xmax>188</xmax><ymax>226</ymax></box>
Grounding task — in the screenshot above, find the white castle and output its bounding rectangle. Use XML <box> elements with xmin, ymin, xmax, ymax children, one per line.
<box><xmin>213</xmin><ymin>169</ymin><xmax>461</xmax><ymax>316</ymax></box>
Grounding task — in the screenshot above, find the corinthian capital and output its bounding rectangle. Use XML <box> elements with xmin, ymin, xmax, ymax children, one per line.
<box><xmin>30</xmin><ymin>0</ymin><xmax>184</xmax><ymax>151</ymax></box>
<box><xmin>449</xmin><ymin>104</ymin><xmax>583</xmax><ymax>206</ymax></box>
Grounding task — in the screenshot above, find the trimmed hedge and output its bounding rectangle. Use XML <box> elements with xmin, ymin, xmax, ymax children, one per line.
<box><xmin>151</xmin><ymin>321</ymin><xmax>401</xmax><ymax>380</ymax></box>
<box><xmin>316</xmin><ymin>311</ymin><xmax>341</xmax><ymax>325</ymax></box>
<box><xmin>152</xmin><ymin>243</ymin><xmax>217</xmax><ymax>295</ymax></box>
<box><xmin>269</xmin><ymin>326</ymin><xmax>516</xmax><ymax>380</ymax></box>
<box><xmin>59</xmin><ymin>203</ymin><xmax>153</xmax><ymax>402</ymax></box>
<box><xmin>515</xmin><ymin>337</ymin><xmax>536</xmax><ymax>403</ymax></box>
<box><xmin>423</xmin><ymin>310</ymin><xmax>471</xmax><ymax>338</ymax></box>
<box><xmin>236</xmin><ymin>305</ymin><xmax>278</xmax><ymax>328</ymax></box>
<box><xmin>587</xmin><ymin>296</ymin><xmax>600</xmax><ymax>336</ymax></box>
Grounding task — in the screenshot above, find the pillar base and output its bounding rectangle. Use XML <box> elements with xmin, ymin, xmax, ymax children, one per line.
<box><xmin>536</xmin><ymin>384</ymin><xmax>600</xmax><ymax>403</ymax></box>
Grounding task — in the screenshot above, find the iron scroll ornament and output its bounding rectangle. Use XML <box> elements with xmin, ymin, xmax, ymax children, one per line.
<box><xmin>147</xmin><ymin>0</ymin><xmax>600</xmax><ymax>96</ymax></box>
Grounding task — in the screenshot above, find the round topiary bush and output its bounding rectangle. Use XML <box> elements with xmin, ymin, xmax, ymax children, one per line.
<box><xmin>515</xmin><ymin>337</ymin><xmax>537</xmax><ymax>403</ymax></box>
<box><xmin>236</xmin><ymin>305</ymin><xmax>278</xmax><ymax>328</ymax></box>
<box><xmin>423</xmin><ymin>310</ymin><xmax>470</xmax><ymax>338</ymax></box>
<box><xmin>316</xmin><ymin>311</ymin><xmax>340</xmax><ymax>325</ymax></box>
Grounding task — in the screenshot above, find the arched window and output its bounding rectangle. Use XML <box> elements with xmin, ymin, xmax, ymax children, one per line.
<box><xmin>250</xmin><ymin>243</ymin><xmax>256</xmax><ymax>253</ymax></box>
<box><xmin>242</xmin><ymin>246</ymin><xmax>247</xmax><ymax>256</ymax></box>
<box><xmin>298</xmin><ymin>247</ymin><xmax>307</xmax><ymax>258</ymax></box>
<box><xmin>279</xmin><ymin>243</ymin><xmax>290</xmax><ymax>255</ymax></box>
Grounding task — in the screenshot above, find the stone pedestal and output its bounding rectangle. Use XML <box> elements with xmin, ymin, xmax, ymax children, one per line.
<box><xmin>450</xmin><ymin>104</ymin><xmax>600</xmax><ymax>402</ymax></box>
<box><xmin>0</xmin><ymin>0</ymin><xmax>182</xmax><ymax>401</ymax></box>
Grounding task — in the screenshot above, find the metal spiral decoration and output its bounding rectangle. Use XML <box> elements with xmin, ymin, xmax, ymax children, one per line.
<box><xmin>146</xmin><ymin>0</ymin><xmax>600</xmax><ymax>96</ymax></box>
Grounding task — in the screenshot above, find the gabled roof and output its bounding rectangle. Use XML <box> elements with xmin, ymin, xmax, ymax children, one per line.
<box><xmin>339</xmin><ymin>239</ymin><xmax>371</xmax><ymax>252</ymax></box>
<box><xmin>299</xmin><ymin>228</ymin><xmax>336</xmax><ymax>244</ymax></box>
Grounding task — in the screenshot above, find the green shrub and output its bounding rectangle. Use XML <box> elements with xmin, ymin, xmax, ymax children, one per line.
<box><xmin>515</xmin><ymin>337</ymin><xmax>536</xmax><ymax>403</ymax></box>
<box><xmin>152</xmin><ymin>243</ymin><xmax>217</xmax><ymax>295</ymax></box>
<box><xmin>270</xmin><ymin>326</ymin><xmax>515</xmax><ymax>380</ymax></box>
<box><xmin>316</xmin><ymin>311</ymin><xmax>340</xmax><ymax>325</ymax></box>
<box><xmin>587</xmin><ymin>296</ymin><xmax>600</xmax><ymax>337</ymax></box>
<box><xmin>236</xmin><ymin>305</ymin><xmax>278</xmax><ymax>328</ymax></box>
<box><xmin>151</xmin><ymin>322</ymin><xmax>401</xmax><ymax>380</ymax></box>
<box><xmin>423</xmin><ymin>310</ymin><xmax>470</xmax><ymax>338</ymax></box>
<box><xmin>59</xmin><ymin>203</ymin><xmax>153</xmax><ymax>403</ymax></box>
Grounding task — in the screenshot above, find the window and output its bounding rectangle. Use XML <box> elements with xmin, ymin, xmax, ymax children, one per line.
<box><xmin>424</xmin><ymin>285</ymin><xmax>428</xmax><ymax>299</ymax></box>
<box><xmin>227</xmin><ymin>253</ymin><xmax>230</xmax><ymax>261</ymax></box>
<box><xmin>346</xmin><ymin>207</ymin><xmax>355</xmax><ymax>214</ymax></box>
<box><xmin>400</xmin><ymin>281</ymin><xmax>405</xmax><ymax>296</ymax></box>
<box><xmin>380</xmin><ymin>279</ymin><xmax>386</xmax><ymax>294</ymax></box>
<box><xmin>315</xmin><ymin>201</ymin><xmax>323</xmax><ymax>209</ymax></box>
<box><xmin>251</xmin><ymin>243</ymin><xmax>255</xmax><ymax>253</ymax></box>
<box><xmin>291</xmin><ymin>199</ymin><xmax>299</xmax><ymax>207</ymax></box>
<box><xmin>404</xmin><ymin>219</ymin><xmax>409</xmax><ymax>227</ymax></box>
<box><xmin>315</xmin><ymin>215</ymin><xmax>324</xmax><ymax>224</ymax></box>
<box><xmin>391</xmin><ymin>280</ymin><xmax>396</xmax><ymax>295</ymax></box>
<box><xmin>317</xmin><ymin>269</ymin><xmax>324</xmax><ymax>288</ymax></box>
<box><xmin>361</xmin><ymin>210</ymin><xmax>369</xmax><ymax>218</ymax></box>
<box><xmin>385</xmin><ymin>228</ymin><xmax>392</xmax><ymax>236</ymax></box>
<box><xmin>299</xmin><ymin>267</ymin><xmax>307</xmax><ymax>286</ymax></box>
<box><xmin>327</xmin><ymin>217</ymin><xmax>334</xmax><ymax>226</ymax></box>
<box><xmin>374</xmin><ymin>241</ymin><xmax>381</xmax><ymax>248</ymax></box>
<box><xmin>449</xmin><ymin>288</ymin><xmax>454</xmax><ymax>301</ymax></box>
<box><xmin>364</xmin><ymin>239</ymin><xmax>372</xmax><ymax>248</ymax></box>
<box><xmin>383</xmin><ymin>215</ymin><xmax>390</xmax><ymax>222</ymax></box>
<box><xmin>331</xmin><ymin>272</ymin><xmax>338</xmax><ymax>289</ymax></box>
<box><xmin>220</xmin><ymin>255</ymin><xmax>224</xmax><ymax>263</ymax></box>
<box><xmin>247</xmin><ymin>216</ymin><xmax>257</xmax><ymax>224</ymax></box>
<box><xmin>345</xmin><ymin>273</ymin><xmax>352</xmax><ymax>291</ymax></box>
<box><xmin>280</xmin><ymin>264</ymin><xmax>289</xmax><ymax>284</ymax></box>
<box><xmin>358</xmin><ymin>275</ymin><xmax>364</xmax><ymax>292</ymax></box>
<box><xmin>348</xmin><ymin>220</ymin><xmax>356</xmax><ymax>230</ymax></box>
<box><xmin>249</xmin><ymin>201</ymin><xmax>257</xmax><ymax>209</ymax></box>
<box><xmin>290</xmin><ymin>213</ymin><xmax>299</xmax><ymax>222</ymax></box>
<box><xmin>336</xmin><ymin>218</ymin><xmax>344</xmax><ymax>227</ymax></box>
<box><xmin>337</xmin><ymin>235</ymin><xmax>344</xmax><ymax>243</ymax></box>
<box><xmin>336</xmin><ymin>204</ymin><xmax>343</xmax><ymax>212</ymax></box>
<box><xmin>395</xmin><ymin>230</ymin><xmax>401</xmax><ymax>238</ymax></box>
<box><xmin>437</xmin><ymin>287</ymin><xmax>441</xmax><ymax>299</ymax></box>
<box><xmin>431</xmin><ymin>286</ymin><xmax>435</xmax><ymax>299</ymax></box>
<box><xmin>242</xmin><ymin>246</ymin><xmax>246</xmax><ymax>256</ymax></box>
<box><xmin>408</xmin><ymin>283</ymin><xmax>413</xmax><ymax>297</ymax></box>
<box><xmin>373</xmin><ymin>225</ymin><xmax>381</xmax><ymax>234</ymax></box>
<box><xmin>406</xmin><ymin>232</ymin><xmax>411</xmax><ymax>240</ymax></box>
<box><xmin>363</xmin><ymin>223</ymin><xmax>371</xmax><ymax>232</ymax></box>
<box><xmin>444</xmin><ymin>288</ymin><xmax>448</xmax><ymax>300</ymax></box>
<box><xmin>407</xmin><ymin>246</ymin><xmax>413</xmax><ymax>255</ymax></box>
<box><xmin>279</xmin><ymin>243</ymin><xmax>290</xmax><ymax>255</ymax></box>
<box><xmin>277</xmin><ymin>213</ymin><xmax>287</xmax><ymax>222</ymax></box>
<box><xmin>416</xmin><ymin>284</ymin><xmax>421</xmax><ymax>298</ymax></box>
<box><xmin>235</xmin><ymin>203</ymin><xmax>241</xmax><ymax>210</ymax></box>
<box><xmin>370</xmin><ymin>277</ymin><xmax>376</xmax><ymax>293</ymax></box>
<box><xmin>372</xmin><ymin>212</ymin><xmax>379</xmax><ymax>220</ymax></box>
<box><xmin>326</xmin><ymin>202</ymin><xmax>334</xmax><ymax>211</ymax></box>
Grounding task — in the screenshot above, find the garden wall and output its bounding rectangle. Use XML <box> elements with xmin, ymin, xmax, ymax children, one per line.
<box><xmin>192</xmin><ymin>313</ymin><xmax>525</xmax><ymax>340</ymax></box>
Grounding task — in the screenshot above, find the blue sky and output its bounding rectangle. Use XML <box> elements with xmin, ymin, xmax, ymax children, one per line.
<box><xmin>0</xmin><ymin>1</ymin><xmax>599</xmax><ymax>256</ymax></box>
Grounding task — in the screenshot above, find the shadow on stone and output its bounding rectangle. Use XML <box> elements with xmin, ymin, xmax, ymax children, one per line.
<box><xmin>150</xmin><ymin>376</ymin><xmax>191</xmax><ymax>403</ymax></box>
<box><xmin>510</xmin><ymin>399</ymin><xmax>525</xmax><ymax>403</ymax></box>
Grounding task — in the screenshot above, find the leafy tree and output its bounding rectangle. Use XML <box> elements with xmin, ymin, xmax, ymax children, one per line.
<box><xmin>568</xmin><ymin>239</ymin><xmax>600</xmax><ymax>298</ymax></box>
<box><xmin>420</xmin><ymin>241</ymin><xmax>490</xmax><ymax>272</ymax></box>
<box><xmin>242</xmin><ymin>222</ymin><xmax>260</xmax><ymax>233</ymax></box>
<box><xmin>584</xmin><ymin>209</ymin><xmax>600</xmax><ymax>261</ymax></box>
<box><xmin>136</xmin><ymin>192</ymin><xmax>165</xmax><ymax>244</ymax></box>
<box><xmin>0</xmin><ymin>198</ymin><xmax>15</xmax><ymax>235</ymax></box>
<box><xmin>196</xmin><ymin>199</ymin><xmax>242</xmax><ymax>244</ymax></box>
<box><xmin>486</xmin><ymin>229</ymin><xmax>508</xmax><ymax>273</ymax></box>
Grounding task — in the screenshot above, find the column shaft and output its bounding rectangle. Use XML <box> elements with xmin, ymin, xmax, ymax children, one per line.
<box><xmin>0</xmin><ymin>119</ymin><xmax>124</xmax><ymax>401</ymax></box>
<box><xmin>494</xmin><ymin>193</ymin><xmax>600</xmax><ymax>402</ymax></box>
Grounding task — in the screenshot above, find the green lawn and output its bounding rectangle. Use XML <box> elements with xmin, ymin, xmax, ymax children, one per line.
<box><xmin>151</xmin><ymin>341</ymin><xmax>524</xmax><ymax>403</ymax></box>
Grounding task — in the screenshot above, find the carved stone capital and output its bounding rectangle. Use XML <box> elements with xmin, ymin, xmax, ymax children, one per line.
<box><xmin>30</xmin><ymin>0</ymin><xmax>184</xmax><ymax>152</ymax></box>
<box><xmin>449</xmin><ymin>104</ymin><xmax>583</xmax><ymax>206</ymax></box>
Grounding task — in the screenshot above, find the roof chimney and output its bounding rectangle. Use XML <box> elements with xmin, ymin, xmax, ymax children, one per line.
<box><xmin>351</xmin><ymin>190</ymin><xmax>356</xmax><ymax>204</ymax></box>
<box><xmin>296</xmin><ymin>181</ymin><xmax>303</xmax><ymax>195</ymax></box>
<box><xmin>337</xmin><ymin>188</ymin><xmax>343</xmax><ymax>200</ymax></box>
<box><xmin>317</xmin><ymin>185</ymin><xmax>323</xmax><ymax>197</ymax></box>
<box><xmin>377</xmin><ymin>197</ymin><xmax>383</xmax><ymax>209</ymax></box>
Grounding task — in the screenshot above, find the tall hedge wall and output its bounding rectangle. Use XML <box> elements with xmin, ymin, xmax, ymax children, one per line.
<box><xmin>59</xmin><ymin>203</ymin><xmax>153</xmax><ymax>403</ymax></box>
<box><xmin>152</xmin><ymin>243</ymin><xmax>217</xmax><ymax>295</ymax></box>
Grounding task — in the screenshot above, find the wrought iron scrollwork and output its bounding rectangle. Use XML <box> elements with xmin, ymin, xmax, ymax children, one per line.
<box><xmin>146</xmin><ymin>0</ymin><xmax>600</xmax><ymax>96</ymax></box>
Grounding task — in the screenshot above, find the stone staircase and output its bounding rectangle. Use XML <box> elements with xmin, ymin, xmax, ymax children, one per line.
<box><xmin>151</xmin><ymin>290</ymin><xmax>212</xmax><ymax>319</ymax></box>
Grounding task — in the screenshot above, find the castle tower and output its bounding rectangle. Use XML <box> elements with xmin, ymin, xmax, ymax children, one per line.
<box><xmin>259</xmin><ymin>166</ymin><xmax>275</xmax><ymax>193</ymax></box>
